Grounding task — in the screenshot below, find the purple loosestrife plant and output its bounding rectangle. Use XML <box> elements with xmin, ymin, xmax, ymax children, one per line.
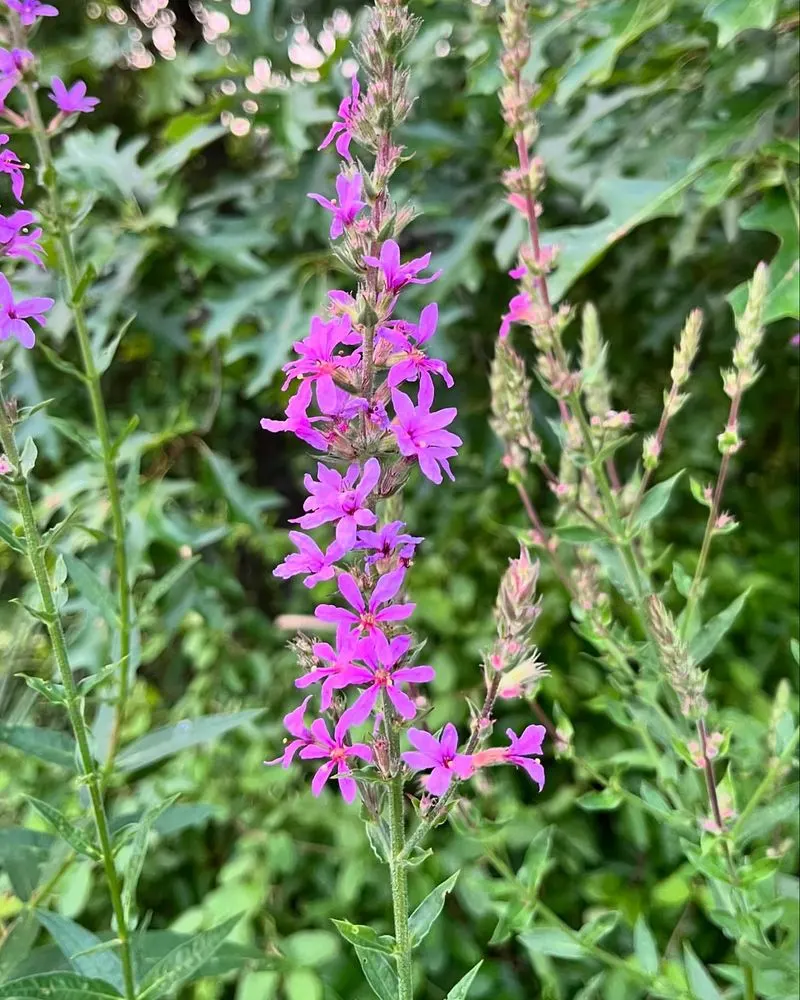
<box><xmin>261</xmin><ymin>1</ymin><xmax>546</xmax><ymax>994</ymax></box>
<box><xmin>483</xmin><ymin>2</ymin><xmax>793</xmax><ymax>997</ymax></box>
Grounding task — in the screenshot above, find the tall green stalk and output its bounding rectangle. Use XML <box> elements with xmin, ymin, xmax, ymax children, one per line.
<box><xmin>387</xmin><ymin>773</ymin><xmax>413</xmax><ymax>1000</ymax></box>
<box><xmin>11</xmin><ymin>21</ymin><xmax>133</xmax><ymax>778</ymax></box>
<box><xmin>0</xmin><ymin>387</ymin><xmax>136</xmax><ymax>1000</ymax></box>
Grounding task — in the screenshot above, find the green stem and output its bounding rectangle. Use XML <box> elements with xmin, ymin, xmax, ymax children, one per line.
<box><xmin>0</xmin><ymin>394</ymin><xmax>136</xmax><ymax>1000</ymax></box>
<box><xmin>387</xmin><ymin>772</ymin><xmax>413</xmax><ymax>1000</ymax></box>
<box><xmin>12</xmin><ymin>24</ymin><xmax>132</xmax><ymax>779</ymax></box>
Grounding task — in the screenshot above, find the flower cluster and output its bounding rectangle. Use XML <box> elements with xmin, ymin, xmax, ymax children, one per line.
<box><xmin>263</xmin><ymin>0</ymin><xmax>545</xmax><ymax>805</ymax></box>
<box><xmin>0</xmin><ymin>1</ymin><xmax>98</xmax><ymax>351</ymax></box>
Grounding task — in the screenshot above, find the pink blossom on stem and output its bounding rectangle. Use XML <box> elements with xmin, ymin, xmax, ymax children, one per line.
<box><xmin>298</xmin><ymin>715</ymin><xmax>372</xmax><ymax>803</ymax></box>
<box><xmin>339</xmin><ymin>630</ymin><xmax>435</xmax><ymax>723</ymax></box>
<box><xmin>385</xmin><ymin>303</ymin><xmax>454</xmax><ymax>388</ymax></box>
<box><xmin>402</xmin><ymin>723</ymin><xmax>474</xmax><ymax>796</ymax></box>
<box><xmin>0</xmin><ymin>273</ymin><xmax>53</xmax><ymax>349</ymax></box>
<box><xmin>263</xmin><ymin>695</ymin><xmax>315</xmax><ymax>767</ymax></box>
<box><xmin>260</xmin><ymin>380</ymin><xmax>329</xmax><ymax>452</ymax></box>
<box><xmin>0</xmin><ymin>210</ymin><xmax>44</xmax><ymax>267</ymax></box>
<box><xmin>318</xmin><ymin>74</ymin><xmax>360</xmax><ymax>161</ymax></box>
<box><xmin>0</xmin><ymin>135</ymin><xmax>26</xmax><ymax>203</ymax></box>
<box><xmin>308</xmin><ymin>172</ymin><xmax>366</xmax><ymax>239</ymax></box>
<box><xmin>315</xmin><ymin>568</ymin><xmax>415</xmax><ymax>636</ymax></box>
<box><xmin>0</xmin><ymin>47</ymin><xmax>31</xmax><ymax>102</ymax></box>
<box><xmin>473</xmin><ymin>725</ymin><xmax>546</xmax><ymax>789</ymax></box>
<box><xmin>48</xmin><ymin>77</ymin><xmax>99</xmax><ymax>115</ymax></box>
<box><xmin>298</xmin><ymin>627</ymin><xmax>368</xmax><ymax>710</ymax></box>
<box><xmin>293</xmin><ymin>458</ymin><xmax>381</xmax><ymax>546</ymax></box>
<box><xmin>0</xmin><ymin>454</ymin><xmax>11</xmax><ymax>475</ymax></box>
<box><xmin>273</xmin><ymin>531</ymin><xmax>346</xmax><ymax>588</ymax></box>
<box><xmin>391</xmin><ymin>373</ymin><xmax>461</xmax><ymax>484</ymax></box>
<box><xmin>282</xmin><ymin>314</ymin><xmax>361</xmax><ymax>402</ymax></box>
<box><xmin>363</xmin><ymin>239</ymin><xmax>441</xmax><ymax>294</ymax></box>
<box><xmin>356</xmin><ymin>520</ymin><xmax>423</xmax><ymax>566</ymax></box>
<box><xmin>4</xmin><ymin>0</ymin><xmax>59</xmax><ymax>26</ymax></box>
<box><xmin>499</xmin><ymin>291</ymin><xmax>533</xmax><ymax>339</ymax></box>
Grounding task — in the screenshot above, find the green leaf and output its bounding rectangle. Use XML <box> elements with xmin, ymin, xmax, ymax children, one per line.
<box><xmin>445</xmin><ymin>961</ymin><xmax>483</xmax><ymax>999</ymax></box>
<box><xmin>0</xmin><ymin>912</ymin><xmax>39</xmax><ymax>984</ymax></box>
<box><xmin>409</xmin><ymin>871</ymin><xmax>459</xmax><ymax>947</ymax></box>
<box><xmin>331</xmin><ymin>920</ymin><xmax>392</xmax><ymax>955</ymax></box>
<box><xmin>96</xmin><ymin>315</ymin><xmax>136</xmax><ymax>375</ymax></box>
<box><xmin>16</xmin><ymin>675</ymin><xmax>66</xmax><ymax>705</ymax></box>
<box><xmin>519</xmin><ymin>927</ymin><xmax>587</xmax><ymax>960</ymax></box>
<box><xmin>202</xmin><ymin>449</ymin><xmax>282</xmax><ymax>530</ymax></box>
<box><xmin>136</xmin><ymin>913</ymin><xmax>243</xmax><ymax>999</ymax></box>
<box><xmin>682</xmin><ymin>943</ymin><xmax>722</xmax><ymax>1000</ymax></box>
<box><xmin>688</xmin><ymin>590</ymin><xmax>750</xmax><ymax>666</ymax></box>
<box><xmin>577</xmin><ymin>789</ymin><xmax>623</xmax><ymax>811</ymax></box>
<box><xmin>633</xmin><ymin>915</ymin><xmax>659</xmax><ymax>974</ymax></box>
<box><xmin>704</xmin><ymin>0</ymin><xmax>779</xmax><ymax>47</ymax></box>
<box><xmin>129</xmin><ymin>931</ymin><xmax>267</xmax><ymax>984</ymax></box>
<box><xmin>353</xmin><ymin>945</ymin><xmax>397</xmax><ymax>1000</ymax></box>
<box><xmin>19</xmin><ymin>438</ymin><xmax>37</xmax><ymax>477</ymax></box>
<box><xmin>0</xmin><ymin>518</ymin><xmax>26</xmax><ymax>555</ymax></box>
<box><xmin>63</xmin><ymin>555</ymin><xmax>119</xmax><ymax>629</ymax></box>
<box><xmin>26</xmin><ymin>800</ymin><xmax>101</xmax><ymax>862</ymax></box>
<box><xmin>579</xmin><ymin>911</ymin><xmax>619</xmax><ymax>945</ymax></box>
<box><xmin>34</xmin><ymin>912</ymin><xmax>123</xmax><ymax>994</ymax></box>
<box><xmin>553</xmin><ymin>524</ymin><xmax>607</xmax><ymax>544</ymax></box>
<box><xmin>115</xmin><ymin>710</ymin><xmax>263</xmax><ymax>772</ymax></box>
<box><xmin>0</xmin><ymin>973</ymin><xmax>122</xmax><ymax>998</ymax></box>
<box><xmin>630</xmin><ymin>471</ymin><xmax>684</xmax><ymax>532</ymax></box>
<box><xmin>0</xmin><ymin>726</ymin><xmax>75</xmax><ymax>770</ymax></box>
<box><xmin>140</xmin><ymin>556</ymin><xmax>201</xmax><ymax>616</ymax></box>
<box><xmin>518</xmin><ymin>826</ymin><xmax>553</xmax><ymax>893</ymax></box>
<box><xmin>120</xmin><ymin>797</ymin><xmax>179</xmax><ymax>927</ymax></box>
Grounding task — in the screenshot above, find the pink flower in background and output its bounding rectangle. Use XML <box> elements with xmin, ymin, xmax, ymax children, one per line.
<box><xmin>48</xmin><ymin>77</ymin><xmax>99</xmax><ymax>115</ymax></box>
<box><xmin>341</xmin><ymin>630</ymin><xmax>435</xmax><ymax>724</ymax></box>
<box><xmin>298</xmin><ymin>627</ymin><xmax>367</xmax><ymax>710</ymax></box>
<box><xmin>402</xmin><ymin>724</ymin><xmax>474</xmax><ymax>796</ymax></box>
<box><xmin>391</xmin><ymin>373</ymin><xmax>461</xmax><ymax>484</ymax></box>
<box><xmin>0</xmin><ymin>135</ymin><xmax>26</xmax><ymax>203</ymax></box>
<box><xmin>0</xmin><ymin>47</ymin><xmax>31</xmax><ymax>102</ymax></box>
<box><xmin>356</xmin><ymin>521</ymin><xmax>423</xmax><ymax>566</ymax></box>
<box><xmin>294</xmin><ymin>458</ymin><xmax>380</xmax><ymax>546</ymax></box>
<box><xmin>315</xmin><ymin>568</ymin><xmax>415</xmax><ymax>636</ymax></box>
<box><xmin>263</xmin><ymin>696</ymin><xmax>316</xmax><ymax>768</ymax></box>
<box><xmin>273</xmin><ymin>531</ymin><xmax>345</xmax><ymax>588</ymax></box>
<box><xmin>0</xmin><ymin>273</ymin><xmax>53</xmax><ymax>349</ymax></box>
<box><xmin>363</xmin><ymin>240</ymin><xmax>441</xmax><ymax>294</ymax></box>
<box><xmin>499</xmin><ymin>291</ymin><xmax>533</xmax><ymax>339</ymax></box>
<box><xmin>299</xmin><ymin>715</ymin><xmax>372</xmax><ymax>803</ymax></box>
<box><xmin>473</xmin><ymin>726</ymin><xmax>546</xmax><ymax>789</ymax></box>
<box><xmin>0</xmin><ymin>210</ymin><xmax>44</xmax><ymax>267</ymax></box>
<box><xmin>4</xmin><ymin>0</ymin><xmax>58</xmax><ymax>26</ymax></box>
<box><xmin>260</xmin><ymin>380</ymin><xmax>329</xmax><ymax>452</ymax></box>
<box><xmin>308</xmin><ymin>172</ymin><xmax>366</xmax><ymax>239</ymax></box>
<box><xmin>386</xmin><ymin>303</ymin><xmax>454</xmax><ymax>388</ymax></box>
<box><xmin>319</xmin><ymin>74</ymin><xmax>360</xmax><ymax>160</ymax></box>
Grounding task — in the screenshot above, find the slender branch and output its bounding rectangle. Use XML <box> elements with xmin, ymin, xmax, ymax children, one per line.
<box><xmin>0</xmin><ymin>390</ymin><xmax>136</xmax><ymax>1000</ymax></box>
<box><xmin>10</xmin><ymin>23</ymin><xmax>133</xmax><ymax>780</ymax></box>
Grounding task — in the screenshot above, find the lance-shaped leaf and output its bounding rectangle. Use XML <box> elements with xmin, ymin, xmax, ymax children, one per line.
<box><xmin>119</xmin><ymin>797</ymin><xmax>179</xmax><ymax>926</ymax></box>
<box><xmin>115</xmin><ymin>710</ymin><xmax>263</xmax><ymax>772</ymax></box>
<box><xmin>445</xmin><ymin>961</ymin><xmax>483</xmax><ymax>999</ymax></box>
<box><xmin>63</xmin><ymin>555</ymin><xmax>118</xmax><ymax>629</ymax></box>
<box><xmin>633</xmin><ymin>915</ymin><xmax>659</xmax><ymax>974</ymax></box>
<box><xmin>353</xmin><ymin>946</ymin><xmax>397</xmax><ymax>1000</ymax></box>
<box><xmin>136</xmin><ymin>913</ymin><xmax>243</xmax><ymax>999</ymax></box>
<box><xmin>630</xmin><ymin>471</ymin><xmax>684</xmax><ymax>532</ymax></box>
<box><xmin>688</xmin><ymin>590</ymin><xmax>750</xmax><ymax>666</ymax></box>
<box><xmin>34</xmin><ymin>912</ymin><xmax>124</xmax><ymax>995</ymax></box>
<box><xmin>0</xmin><ymin>912</ymin><xmax>39</xmax><ymax>983</ymax></box>
<box><xmin>26</xmin><ymin>800</ymin><xmax>100</xmax><ymax>862</ymax></box>
<box><xmin>0</xmin><ymin>972</ymin><xmax>122</xmax><ymax>998</ymax></box>
<box><xmin>0</xmin><ymin>726</ymin><xmax>76</xmax><ymax>770</ymax></box>
<box><xmin>331</xmin><ymin>920</ymin><xmax>393</xmax><ymax>955</ymax></box>
<box><xmin>409</xmin><ymin>871</ymin><xmax>460</xmax><ymax>948</ymax></box>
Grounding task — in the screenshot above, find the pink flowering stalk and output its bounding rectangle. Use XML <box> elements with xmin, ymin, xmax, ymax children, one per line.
<box><xmin>262</xmin><ymin>0</ymin><xmax>546</xmax><ymax>993</ymax></box>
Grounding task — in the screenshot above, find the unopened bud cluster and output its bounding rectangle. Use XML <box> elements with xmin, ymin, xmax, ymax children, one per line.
<box><xmin>498</xmin><ymin>0</ymin><xmax>535</xmax><ymax>132</ymax></box>
<box><xmin>488</xmin><ymin>548</ymin><xmax>547</xmax><ymax>694</ymax></box>
<box><xmin>490</xmin><ymin>340</ymin><xmax>542</xmax><ymax>470</ymax></box>
<box><xmin>725</xmin><ymin>261</ymin><xmax>768</xmax><ymax>398</ymax></box>
<box><xmin>647</xmin><ymin>596</ymin><xmax>707</xmax><ymax>718</ymax></box>
<box><xmin>580</xmin><ymin>303</ymin><xmax>612</xmax><ymax>420</ymax></box>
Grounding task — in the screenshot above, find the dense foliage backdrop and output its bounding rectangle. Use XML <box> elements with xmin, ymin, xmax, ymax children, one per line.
<box><xmin>1</xmin><ymin>0</ymin><xmax>798</xmax><ymax>998</ymax></box>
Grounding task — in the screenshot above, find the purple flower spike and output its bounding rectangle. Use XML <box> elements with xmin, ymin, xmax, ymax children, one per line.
<box><xmin>341</xmin><ymin>630</ymin><xmax>435</xmax><ymax>725</ymax></box>
<box><xmin>386</xmin><ymin>303</ymin><xmax>454</xmax><ymax>388</ymax></box>
<box><xmin>402</xmin><ymin>724</ymin><xmax>474</xmax><ymax>796</ymax></box>
<box><xmin>298</xmin><ymin>627</ymin><xmax>368</xmax><ymax>710</ymax></box>
<box><xmin>0</xmin><ymin>134</ymin><xmax>26</xmax><ymax>203</ymax></box>
<box><xmin>49</xmin><ymin>77</ymin><xmax>100</xmax><ymax>115</ymax></box>
<box><xmin>299</xmin><ymin>715</ymin><xmax>372</xmax><ymax>803</ymax></box>
<box><xmin>0</xmin><ymin>210</ymin><xmax>45</xmax><ymax>267</ymax></box>
<box><xmin>318</xmin><ymin>74</ymin><xmax>360</xmax><ymax>161</ymax></box>
<box><xmin>293</xmin><ymin>458</ymin><xmax>381</xmax><ymax>547</ymax></box>
<box><xmin>308</xmin><ymin>172</ymin><xmax>366</xmax><ymax>239</ymax></box>
<box><xmin>274</xmin><ymin>531</ymin><xmax>345</xmax><ymax>588</ymax></box>
<box><xmin>356</xmin><ymin>520</ymin><xmax>424</xmax><ymax>567</ymax></box>
<box><xmin>503</xmin><ymin>725</ymin><xmax>546</xmax><ymax>789</ymax></box>
<box><xmin>0</xmin><ymin>273</ymin><xmax>53</xmax><ymax>349</ymax></box>
<box><xmin>4</xmin><ymin>0</ymin><xmax>59</xmax><ymax>26</ymax></box>
<box><xmin>260</xmin><ymin>380</ymin><xmax>329</xmax><ymax>452</ymax></box>
<box><xmin>264</xmin><ymin>695</ymin><xmax>315</xmax><ymax>767</ymax></box>
<box><xmin>315</xmin><ymin>568</ymin><xmax>415</xmax><ymax>637</ymax></box>
<box><xmin>363</xmin><ymin>239</ymin><xmax>441</xmax><ymax>294</ymax></box>
<box><xmin>391</xmin><ymin>373</ymin><xmax>462</xmax><ymax>484</ymax></box>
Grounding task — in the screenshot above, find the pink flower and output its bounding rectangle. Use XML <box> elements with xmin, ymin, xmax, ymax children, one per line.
<box><xmin>315</xmin><ymin>568</ymin><xmax>415</xmax><ymax>636</ymax></box>
<box><xmin>264</xmin><ymin>696</ymin><xmax>315</xmax><ymax>767</ymax></box>
<box><xmin>499</xmin><ymin>291</ymin><xmax>533</xmax><ymax>340</ymax></box>
<box><xmin>282</xmin><ymin>314</ymin><xmax>361</xmax><ymax>405</ymax></box>
<box><xmin>0</xmin><ymin>48</ymin><xmax>31</xmax><ymax>103</ymax></box>
<box><xmin>339</xmin><ymin>630</ymin><xmax>434</xmax><ymax>724</ymax></box>
<box><xmin>319</xmin><ymin>74</ymin><xmax>360</xmax><ymax>161</ymax></box>
<box><xmin>391</xmin><ymin>373</ymin><xmax>461</xmax><ymax>484</ymax></box>
<box><xmin>356</xmin><ymin>521</ymin><xmax>423</xmax><ymax>567</ymax></box>
<box><xmin>4</xmin><ymin>0</ymin><xmax>59</xmax><ymax>26</ymax></box>
<box><xmin>0</xmin><ymin>273</ymin><xmax>53</xmax><ymax>349</ymax></box>
<box><xmin>0</xmin><ymin>210</ymin><xmax>44</xmax><ymax>267</ymax></box>
<box><xmin>308</xmin><ymin>172</ymin><xmax>366</xmax><ymax>239</ymax></box>
<box><xmin>260</xmin><ymin>380</ymin><xmax>329</xmax><ymax>452</ymax></box>
<box><xmin>49</xmin><ymin>77</ymin><xmax>99</xmax><ymax>115</ymax></box>
<box><xmin>298</xmin><ymin>715</ymin><xmax>372</xmax><ymax>803</ymax></box>
<box><xmin>402</xmin><ymin>724</ymin><xmax>474</xmax><ymax>796</ymax></box>
<box><xmin>273</xmin><ymin>531</ymin><xmax>345</xmax><ymax>588</ymax></box>
<box><xmin>363</xmin><ymin>240</ymin><xmax>441</xmax><ymax>294</ymax></box>
<box><xmin>473</xmin><ymin>726</ymin><xmax>546</xmax><ymax>790</ymax></box>
<box><xmin>0</xmin><ymin>454</ymin><xmax>11</xmax><ymax>475</ymax></box>
<box><xmin>298</xmin><ymin>627</ymin><xmax>367</xmax><ymax>710</ymax></box>
<box><xmin>294</xmin><ymin>459</ymin><xmax>380</xmax><ymax>546</ymax></box>
<box><xmin>385</xmin><ymin>303</ymin><xmax>454</xmax><ymax>388</ymax></box>
<box><xmin>0</xmin><ymin>135</ymin><xmax>25</xmax><ymax>203</ymax></box>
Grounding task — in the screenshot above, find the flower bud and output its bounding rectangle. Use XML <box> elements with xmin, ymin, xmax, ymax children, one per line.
<box><xmin>495</xmin><ymin>547</ymin><xmax>541</xmax><ymax>643</ymax></box>
<box><xmin>647</xmin><ymin>596</ymin><xmax>707</xmax><ymax>719</ymax></box>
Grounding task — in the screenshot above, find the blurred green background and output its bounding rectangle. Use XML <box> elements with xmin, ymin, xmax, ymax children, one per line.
<box><xmin>0</xmin><ymin>0</ymin><xmax>797</xmax><ymax>997</ymax></box>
